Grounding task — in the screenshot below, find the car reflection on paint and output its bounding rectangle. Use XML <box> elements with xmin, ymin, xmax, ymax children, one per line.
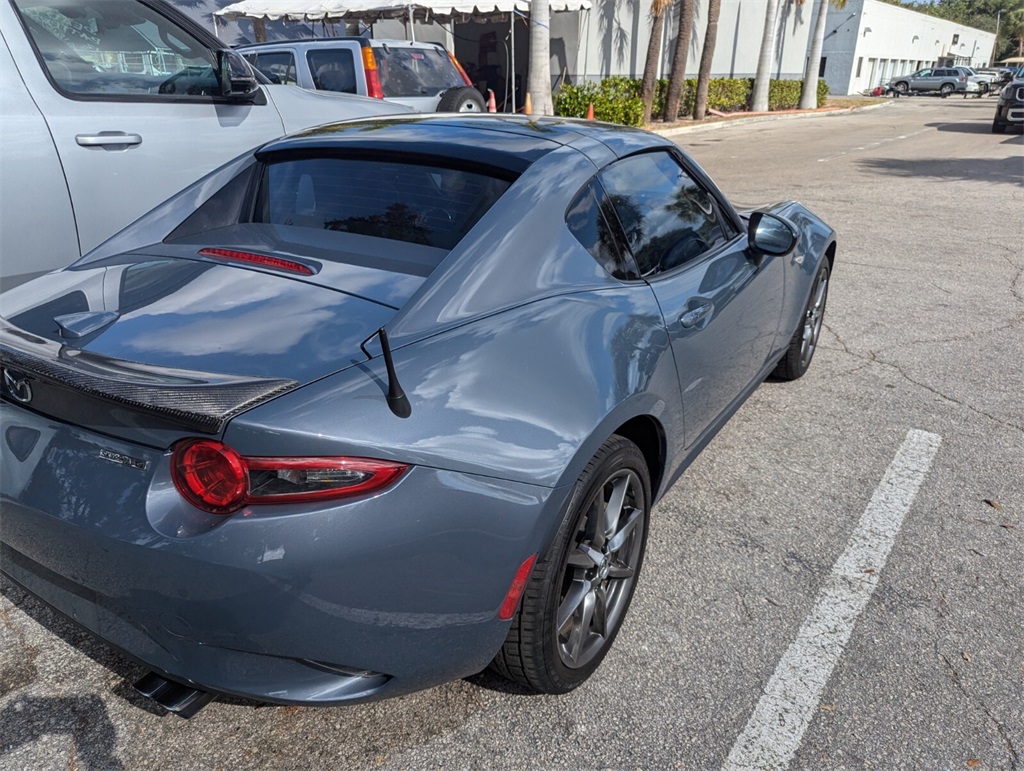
<box><xmin>0</xmin><ymin>115</ymin><xmax>835</xmax><ymax>716</ymax></box>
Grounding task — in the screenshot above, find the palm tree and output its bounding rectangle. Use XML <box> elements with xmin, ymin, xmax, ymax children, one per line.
<box><xmin>693</xmin><ymin>0</ymin><xmax>722</xmax><ymax>119</ymax></box>
<box><xmin>662</xmin><ymin>0</ymin><xmax>696</xmax><ymax>121</ymax></box>
<box><xmin>799</xmin><ymin>0</ymin><xmax>847</xmax><ymax>108</ymax></box>
<box><xmin>527</xmin><ymin>0</ymin><xmax>554</xmax><ymax>115</ymax></box>
<box><xmin>641</xmin><ymin>0</ymin><xmax>674</xmax><ymax>124</ymax></box>
<box><xmin>750</xmin><ymin>0</ymin><xmax>782</xmax><ymax>112</ymax></box>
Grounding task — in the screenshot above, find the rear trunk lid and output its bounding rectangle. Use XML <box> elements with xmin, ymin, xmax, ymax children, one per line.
<box><xmin>0</xmin><ymin>244</ymin><xmax>432</xmax><ymax>447</ymax></box>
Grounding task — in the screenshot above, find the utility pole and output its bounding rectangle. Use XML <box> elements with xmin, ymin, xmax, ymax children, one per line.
<box><xmin>990</xmin><ymin>9</ymin><xmax>1001</xmax><ymax>65</ymax></box>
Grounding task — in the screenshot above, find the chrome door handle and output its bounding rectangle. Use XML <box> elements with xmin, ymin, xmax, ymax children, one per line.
<box><xmin>680</xmin><ymin>302</ymin><xmax>714</xmax><ymax>329</ymax></box>
<box><xmin>76</xmin><ymin>132</ymin><xmax>143</xmax><ymax>147</ymax></box>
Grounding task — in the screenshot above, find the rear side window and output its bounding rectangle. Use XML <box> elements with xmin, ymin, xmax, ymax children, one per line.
<box><xmin>373</xmin><ymin>46</ymin><xmax>463</xmax><ymax>97</ymax></box>
<box><xmin>566</xmin><ymin>182</ymin><xmax>637</xmax><ymax>280</ymax></box>
<box><xmin>253</xmin><ymin>157</ymin><xmax>513</xmax><ymax>250</ymax></box>
<box><xmin>13</xmin><ymin>0</ymin><xmax>221</xmax><ymax>99</ymax></box>
<box><xmin>247</xmin><ymin>51</ymin><xmax>297</xmax><ymax>85</ymax></box>
<box><xmin>307</xmin><ymin>49</ymin><xmax>357</xmax><ymax>93</ymax></box>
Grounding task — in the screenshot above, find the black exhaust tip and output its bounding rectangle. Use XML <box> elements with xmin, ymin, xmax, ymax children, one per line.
<box><xmin>133</xmin><ymin>672</ymin><xmax>214</xmax><ymax>719</ymax></box>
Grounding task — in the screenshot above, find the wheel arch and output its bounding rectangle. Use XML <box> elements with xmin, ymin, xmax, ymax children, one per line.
<box><xmin>612</xmin><ymin>415</ymin><xmax>667</xmax><ymax>501</ymax></box>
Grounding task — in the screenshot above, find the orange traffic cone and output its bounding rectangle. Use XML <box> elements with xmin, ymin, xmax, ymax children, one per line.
<box><xmin>487</xmin><ymin>89</ymin><xmax>497</xmax><ymax>113</ymax></box>
<box><xmin>524</xmin><ymin>93</ymin><xmax>532</xmax><ymax>115</ymax></box>
<box><xmin>585</xmin><ymin>103</ymin><xmax>595</xmax><ymax>120</ymax></box>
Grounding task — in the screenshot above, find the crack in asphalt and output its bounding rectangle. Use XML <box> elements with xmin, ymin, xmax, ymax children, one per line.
<box><xmin>821</xmin><ymin>325</ymin><xmax>1024</xmax><ymax>434</ymax></box>
<box><xmin>937</xmin><ymin>648</ymin><xmax>1021</xmax><ymax>769</ymax></box>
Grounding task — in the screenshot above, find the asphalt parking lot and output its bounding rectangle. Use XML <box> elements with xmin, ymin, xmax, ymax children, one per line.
<box><xmin>1</xmin><ymin>95</ymin><xmax>1021</xmax><ymax>769</ymax></box>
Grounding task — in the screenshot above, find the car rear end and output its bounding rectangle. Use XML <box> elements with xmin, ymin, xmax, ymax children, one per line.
<box><xmin>0</xmin><ymin>133</ymin><xmax>564</xmax><ymax>708</ymax></box>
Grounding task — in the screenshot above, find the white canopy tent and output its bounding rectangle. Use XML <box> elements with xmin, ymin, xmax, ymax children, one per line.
<box><xmin>215</xmin><ymin>0</ymin><xmax>591</xmax><ymax>110</ymax></box>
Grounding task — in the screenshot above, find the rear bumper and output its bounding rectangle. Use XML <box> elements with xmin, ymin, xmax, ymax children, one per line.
<box><xmin>0</xmin><ymin>403</ymin><xmax>566</xmax><ymax>705</ymax></box>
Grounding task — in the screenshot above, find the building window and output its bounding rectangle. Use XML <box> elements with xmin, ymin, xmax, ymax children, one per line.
<box><xmin>856</xmin><ymin>57</ymin><xmax>863</xmax><ymax>77</ymax></box>
<box><xmin>819</xmin><ymin>57</ymin><xmax>828</xmax><ymax>77</ymax></box>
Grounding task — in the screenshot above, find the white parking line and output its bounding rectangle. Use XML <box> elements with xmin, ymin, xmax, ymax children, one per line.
<box><xmin>817</xmin><ymin>127</ymin><xmax>931</xmax><ymax>162</ymax></box>
<box><xmin>723</xmin><ymin>429</ymin><xmax>942</xmax><ymax>770</ymax></box>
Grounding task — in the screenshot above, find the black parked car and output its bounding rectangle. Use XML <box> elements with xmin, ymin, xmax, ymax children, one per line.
<box><xmin>992</xmin><ymin>78</ymin><xmax>1024</xmax><ymax>133</ymax></box>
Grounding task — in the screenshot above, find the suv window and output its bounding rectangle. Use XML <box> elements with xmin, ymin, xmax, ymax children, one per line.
<box><xmin>13</xmin><ymin>0</ymin><xmax>221</xmax><ymax>98</ymax></box>
<box><xmin>597</xmin><ymin>152</ymin><xmax>734</xmax><ymax>276</ymax></box>
<box><xmin>245</xmin><ymin>51</ymin><xmax>297</xmax><ymax>85</ymax></box>
<box><xmin>307</xmin><ymin>49</ymin><xmax>357</xmax><ymax>93</ymax></box>
<box><xmin>374</xmin><ymin>46</ymin><xmax>463</xmax><ymax>98</ymax></box>
<box><xmin>252</xmin><ymin>157</ymin><xmax>513</xmax><ymax>250</ymax></box>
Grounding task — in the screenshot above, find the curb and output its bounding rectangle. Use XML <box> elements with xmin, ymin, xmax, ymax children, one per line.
<box><xmin>650</xmin><ymin>100</ymin><xmax>894</xmax><ymax>137</ymax></box>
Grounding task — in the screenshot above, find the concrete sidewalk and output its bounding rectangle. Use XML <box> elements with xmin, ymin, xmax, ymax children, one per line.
<box><xmin>649</xmin><ymin>99</ymin><xmax>893</xmax><ymax>137</ymax></box>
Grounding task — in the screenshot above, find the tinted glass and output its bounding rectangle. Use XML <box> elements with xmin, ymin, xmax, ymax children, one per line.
<box><xmin>599</xmin><ymin>152</ymin><xmax>732</xmax><ymax>275</ymax></box>
<box><xmin>307</xmin><ymin>49</ymin><xmax>357</xmax><ymax>93</ymax></box>
<box><xmin>253</xmin><ymin>157</ymin><xmax>512</xmax><ymax>250</ymax></box>
<box><xmin>566</xmin><ymin>182</ymin><xmax>636</xmax><ymax>280</ymax></box>
<box><xmin>249</xmin><ymin>51</ymin><xmax>297</xmax><ymax>85</ymax></box>
<box><xmin>373</xmin><ymin>46</ymin><xmax>463</xmax><ymax>97</ymax></box>
<box><xmin>13</xmin><ymin>0</ymin><xmax>220</xmax><ymax>98</ymax></box>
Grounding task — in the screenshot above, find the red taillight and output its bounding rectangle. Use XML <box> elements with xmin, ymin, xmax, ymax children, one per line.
<box><xmin>498</xmin><ymin>553</ymin><xmax>537</xmax><ymax>620</ymax></box>
<box><xmin>171</xmin><ymin>439</ymin><xmax>408</xmax><ymax>515</ymax></box>
<box><xmin>198</xmin><ymin>248</ymin><xmax>314</xmax><ymax>276</ymax></box>
<box><xmin>172</xmin><ymin>439</ymin><xmax>247</xmax><ymax>515</ymax></box>
<box><xmin>363</xmin><ymin>46</ymin><xmax>384</xmax><ymax>99</ymax></box>
<box><xmin>448</xmin><ymin>51</ymin><xmax>472</xmax><ymax>86</ymax></box>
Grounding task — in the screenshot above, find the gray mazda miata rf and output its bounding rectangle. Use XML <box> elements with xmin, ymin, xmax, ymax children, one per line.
<box><xmin>0</xmin><ymin>115</ymin><xmax>835</xmax><ymax>717</ymax></box>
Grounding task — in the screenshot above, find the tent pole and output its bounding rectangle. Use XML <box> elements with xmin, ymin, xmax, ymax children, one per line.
<box><xmin>510</xmin><ymin>9</ymin><xmax>515</xmax><ymax>112</ymax></box>
<box><xmin>408</xmin><ymin>5</ymin><xmax>416</xmax><ymax>41</ymax></box>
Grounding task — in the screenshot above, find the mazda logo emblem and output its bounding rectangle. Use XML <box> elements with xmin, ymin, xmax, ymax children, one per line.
<box><xmin>2</xmin><ymin>369</ymin><xmax>33</xmax><ymax>404</ymax></box>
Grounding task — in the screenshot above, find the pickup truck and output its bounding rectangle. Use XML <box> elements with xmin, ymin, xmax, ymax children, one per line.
<box><xmin>0</xmin><ymin>0</ymin><xmax>409</xmax><ymax>288</ymax></box>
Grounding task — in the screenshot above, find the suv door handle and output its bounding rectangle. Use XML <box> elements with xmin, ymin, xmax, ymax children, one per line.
<box><xmin>76</xmin><ymin>132</ymin><xmax>143</xmax><ymax>147</ymax></box>
<box><xmin>680</xmin><ymin>302</ymin><xmax>714</xmax><ymax>329</ymax></box>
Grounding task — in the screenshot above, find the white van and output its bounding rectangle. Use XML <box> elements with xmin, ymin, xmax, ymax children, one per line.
<box><xmin>0</xmin><ymin>0</ymin><xmax>410</xmax><ymax>288</ymax></box>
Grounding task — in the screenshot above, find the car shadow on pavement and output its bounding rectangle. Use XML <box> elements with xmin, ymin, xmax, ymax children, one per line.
<box><xmin>0</xmin><ymin>694</ymin><xmax>124</xmax><ymax>770</ymax></box>
<box><xmin>0</xmin><ymin>577</ymin><xmax>164</xmax><ymax>716</ymax></box>
<box><xmin>857</xmin><ymin>156</ymin><xmax>1024</xmax><ymax>187</ymax></box>
<box><xmin>925</xmin><ymin>121</ymin><xmax>1004</xmax><ymax>134</ymax></box>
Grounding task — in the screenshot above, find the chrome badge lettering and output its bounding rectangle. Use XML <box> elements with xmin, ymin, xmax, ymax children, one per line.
<box><xmin>99</xmin><ymin>449</ymin><xmax>149</xmax><ymax>471</ymax></box>
<box><xmin>2</xmin><ymin>369</ymin><xmax>33</xmax><ymax>404</ymax></box>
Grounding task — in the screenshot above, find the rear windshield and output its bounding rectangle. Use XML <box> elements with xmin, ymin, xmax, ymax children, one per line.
<box><xmin>373</xmin><ymin>46</ymin><xmax>464</xmax><ymax>97</ymax></box>
<box><xmin>252</xmin><ymin>157</ymin><xmax>512</xmax><ymax>250</ymax></box>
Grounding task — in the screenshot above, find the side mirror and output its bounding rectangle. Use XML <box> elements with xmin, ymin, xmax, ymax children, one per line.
<box><xmin>747</xmin><ymin>211</ymin><xmax>798</xmax><ymax>257</ymax></box>
<box><xmin>218</xmin><ymin>49</ymin><xmax>260</xmax><ymax>102</ymax></box>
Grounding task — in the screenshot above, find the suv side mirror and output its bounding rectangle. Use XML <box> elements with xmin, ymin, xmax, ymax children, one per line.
<box><xmin>747</xmin><ymin>211</ymin><xmax>798</xmax><ymax>256</ymax></box>
<box><xmin>218</xmin><ymin>49</ymin><xmax>261</xmax><ymax>102</ymax></box>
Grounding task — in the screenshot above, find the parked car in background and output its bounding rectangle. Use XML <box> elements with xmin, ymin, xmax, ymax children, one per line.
<box><xmin>0</xmin><ymin>114</ymin><xmax>835</xmax><ymax>717</ymax></box>
<box><xmin>950</xmin><ymin>66</ymin><xmax>994</xmax><ymax>95</ymax></box>
<box><xmin>992</xmin><ymin>77</ymin><xmax>1024</xmax><ymax>133</ymax></box>
<box><xmin>237</xmin><ymin>38</ymin><xmax>487</xmax><ymax>113</ymax></box>
<box><xmin>890</xmin><ymin>67</ymin><xmax>970</xmax><ymax>96</ymax></box>
<box><xmin>0</xmin><ymin>0</ymin><xmax>409</xmax><ymax>288</ymax></box>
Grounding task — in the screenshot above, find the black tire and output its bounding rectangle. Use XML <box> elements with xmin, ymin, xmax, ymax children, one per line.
<box><xmin>895</xmin><ymin>81</ymin><xmax>909</xmax><ymax>95</ymax></box>
<box><xmin>490</xmin><ymin>435</ymin><xmax>651</xmax><ymax>693</ymax></box>
<box><xmin>772</xmin><ymin>258</ymin><xmax>830</xmax><ymax>381</ymax></box>
<box><xmin>437</xmin><ymin>86</ymin><xmax>486</xmax><ymax>113</ymax></box>
<box><xmin>992</xmin><ymin>117</ymin><xmax>1006</xmax><ymax>134</ymax></box>
<box><xmin>940</xmin><ymin>83</ymin><xmax>954</xmax><ymax>97</ymax></box>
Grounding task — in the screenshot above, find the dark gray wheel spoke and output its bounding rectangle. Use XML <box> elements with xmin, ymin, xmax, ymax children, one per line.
<box><xmin>598</xmin><ymin>475</ymin><xmax>630</xmax><ymax>546</ymax></box>
<box><xmin>557</xmin><ymin>578</ymin><xmax>593</xmax><ymax>631</ymax></box>
<box><xmin>567</xmin><ymin>543</ymin><xmax>603</xmax><ymax>569</ymax></box>
<box><xmin>565</xmin><ymin>590</ymin><xmax>596</xmax><ymax>665</ymax></box>
<box><xmin>606</xmin><ymin>507</ymin><xmax>642</xmax><ymax>554</ymax></box>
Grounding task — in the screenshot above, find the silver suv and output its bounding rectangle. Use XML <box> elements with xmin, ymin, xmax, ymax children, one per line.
<box><xmin>238</xmin><ymin>38</ymin><xmax>486</xmax><ymax>113</ymax></box>
<box><xmin>890</xmin><ymin>67</ymin><xmax>971</xmax><ymax>96</ymax></box>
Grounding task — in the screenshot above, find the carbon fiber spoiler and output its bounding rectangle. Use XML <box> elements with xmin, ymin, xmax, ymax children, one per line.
<box><xmin>0</xmin><ymin>318</ymin><xmax>297</xmax><ymax>435</ymax></box>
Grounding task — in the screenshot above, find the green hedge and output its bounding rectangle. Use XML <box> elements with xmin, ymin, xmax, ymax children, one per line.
<box><xmin>555</xmin><ymin>77</ymin><xmax>830</xmax><ymax>126</ymax></box>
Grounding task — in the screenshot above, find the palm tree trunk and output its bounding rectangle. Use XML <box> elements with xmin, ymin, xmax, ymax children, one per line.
<box><xmin>662</xmin><ymin>0</ymin><xmax>696</xmax><ymax>121</ymax></box>
<box><xmin>750</xmin><ymin>0</ymin><xmax>781</xmax><ymax>112</ymax></box>
<box><xmin>799</xmin><ymin>0</ymin><xmax>830</xmax><ymax>109</ymax></box>
<box><xmin>527</xmin><ymin>0</ymin><xmax>553</xmax><ymax>115</ymax></box>
<box><xmin>641</xmin><ymin>2</ymin><xmax>670</xmax><ymax>124</ymax></box>
<box><xmin>693</xmin><ymin>0</ymin><xmax>721</xmax><ymax>119</ymax></box>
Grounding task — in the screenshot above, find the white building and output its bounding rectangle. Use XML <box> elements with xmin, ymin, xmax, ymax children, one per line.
<box><xmin>820</xmin><ymin>0</ymin><xmax>997</xmax><ymax>95</ymax></box>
